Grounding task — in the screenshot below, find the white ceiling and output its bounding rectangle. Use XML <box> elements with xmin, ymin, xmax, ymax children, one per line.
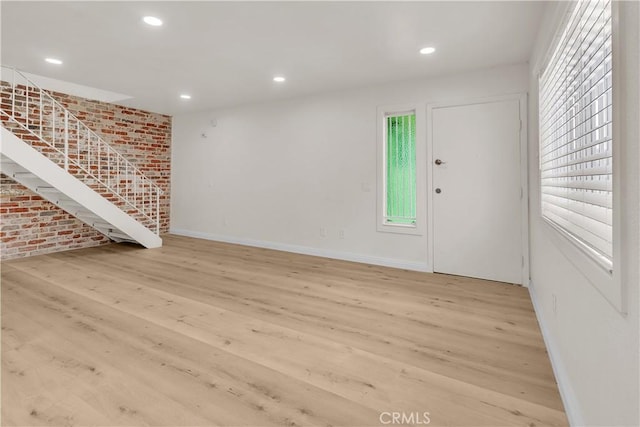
<box><xmin>1</xmin><ymin>1</ymin><xmax>547</xmax><ymax>115</ymax></box>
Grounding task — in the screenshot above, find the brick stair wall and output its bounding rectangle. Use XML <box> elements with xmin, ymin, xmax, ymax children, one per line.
<box><xmin>1</xmin><ymin>84</ymin><xmax>171</xmax><ymax>260</ymax></box>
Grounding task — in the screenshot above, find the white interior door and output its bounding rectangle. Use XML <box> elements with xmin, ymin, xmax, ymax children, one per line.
<box><xmin>432</xmin><ymin>99</ymin><xmax>523</xmax><ymax>284</ymax></box>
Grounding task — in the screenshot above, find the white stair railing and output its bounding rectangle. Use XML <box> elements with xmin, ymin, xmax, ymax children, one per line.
<box><xmin>0</xmin><ymin>66</ymin><xmax>162</xmax><ymax>235</ymax></box>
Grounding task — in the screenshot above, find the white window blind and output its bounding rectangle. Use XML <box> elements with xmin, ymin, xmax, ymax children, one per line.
<box><xmin>539</xmin><ymin>0</ymin><xmax>613</xmax><ymax>271</ymax></box>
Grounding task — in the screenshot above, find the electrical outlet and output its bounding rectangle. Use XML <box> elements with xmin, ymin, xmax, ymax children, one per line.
<box><xmin>552</xmin><ymin>294</ymin><xmax>557</xmax><ymax>316</ymax></box>
<box><xmin>320</xmin><ymin>227</ymin><xmax>327</xmax><ymax>237</ymax></box>
<box><xmin>338</xmin><ymin>229</ymin><xmax>345</xmax><ymax>239</ymax></box>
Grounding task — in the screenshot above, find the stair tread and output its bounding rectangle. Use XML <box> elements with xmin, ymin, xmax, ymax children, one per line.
<box><xmin>2</xmin><ymin>103</ymin><xmax>161</xmax><ymax>249</ymax></box>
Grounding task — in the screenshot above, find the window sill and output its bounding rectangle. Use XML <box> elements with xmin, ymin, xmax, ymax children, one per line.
<box><xmin>543</xmin><ymin>218</ymin><xmax>613</xmax><ymax>274</ymax></box>
<box><xmin>377</xmin><ymin>221</ymin><xmax>423</xmax><ymax>236</ymax></box>
<box><xmin>541</xmin><ymin>217</ymin><xmax>624</xmax><ymax>313</ymax></box>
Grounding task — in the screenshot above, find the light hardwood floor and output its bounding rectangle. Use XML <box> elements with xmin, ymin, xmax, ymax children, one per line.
<box><xmin>1</xmin><ymin>235</ymin><xmax>567</xmax><ymax>426</ymax></box>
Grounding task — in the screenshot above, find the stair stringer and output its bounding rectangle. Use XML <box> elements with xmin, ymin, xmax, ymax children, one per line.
<box><xmin>1</xmin><ymin>127</ymin><xmax>162</xmax><ymax>249</ymax></box>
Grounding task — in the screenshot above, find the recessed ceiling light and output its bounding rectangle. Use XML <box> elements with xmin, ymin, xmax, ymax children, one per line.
<box><xmin>180</xmin><ymin>94</ymin><xmax>191</xmax><ymax>100</ymax></box>
<box><xmin>45</xmin><ymin>57</ymin><xmax>63</xmax><ymax>65</ymax></box>
<box><xmin>273</xmin><ymin>76</ymin><xmax>286</xmax><ymax>83</ymax></box>
<box><xmin>143</xmin><ymin>16</ymin><xmax>163</xmax><ymax>26</ymax></box>
<box><xmin>420</xmin><ymin>47</ymin><xmax>436</xmax><ymax>55</ymax></box>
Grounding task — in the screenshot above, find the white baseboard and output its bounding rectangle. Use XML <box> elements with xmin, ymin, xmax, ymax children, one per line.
<box><xmin>528</xmin><ymin>281</ymin><xmax>583</xmax><ymax>427</ymax></box>
<box><xmin>169</xmin><ymin>228</ymin><xmax>431</xmax><ymax>272</ymax></box>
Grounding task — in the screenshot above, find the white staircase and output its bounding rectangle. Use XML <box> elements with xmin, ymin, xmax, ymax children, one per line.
<box><xmin>0</xmin><ymin>67</ymin><xmax>162</xmax><ymax>248</ymax></box>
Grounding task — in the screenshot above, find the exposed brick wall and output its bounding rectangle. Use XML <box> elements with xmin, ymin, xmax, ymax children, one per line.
<box><xmin>1</xmin><ymin>86</ymin><xmax>171</xmax><ymax>260</ymax></box>
<box><xmin>1</xmin><ymin>176</ymin><xmax>109</xmax><ymax>257</ymax></box>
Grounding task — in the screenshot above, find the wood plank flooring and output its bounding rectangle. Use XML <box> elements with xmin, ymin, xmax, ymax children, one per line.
<box><xmin>1</xmin><ymin>235</ymin><xmax>567</xmax><ymax>426</ymax></box>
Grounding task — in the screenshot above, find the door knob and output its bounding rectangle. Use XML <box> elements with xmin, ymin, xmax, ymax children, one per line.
<box><xmin>435</xmin><ymin>188</ymin><xmax>442</xmax><ymax>194</ymax></box>
<box><xmin>435</xmin><ymin>159</ymin><xmax>445</xmax><ymax>165</ymax></box>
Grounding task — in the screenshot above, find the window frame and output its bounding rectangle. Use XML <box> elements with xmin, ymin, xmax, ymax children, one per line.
<box><xmin>377</xmin><ymin>104</ymin><xmax>426</xmax><ymax>236</ymax></box>
<box><xmin>537</xmin><ymin>0</ymin><xmax>624</xmax><ymax>312</ymax></box>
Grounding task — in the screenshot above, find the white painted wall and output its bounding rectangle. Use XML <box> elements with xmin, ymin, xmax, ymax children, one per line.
<box><xmin>527</xmin><ymin>2</ymin><xmax>639</xmax><ymax>426</ymax></box>
<box><xmin>171</xmin><ymin>6</ymin><xmax>639</xmax><ymax>423</ymax></box>
<box><xmin>171</xmin><ymin>64</ymin><xmax>528</xmax><ymax>270</ymax></box>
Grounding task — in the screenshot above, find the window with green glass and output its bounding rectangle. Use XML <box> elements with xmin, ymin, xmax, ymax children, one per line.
<box><xmin>385</xmin><ymin>112</ymin><xmax>416</xmax><ymax>225</ymax></box>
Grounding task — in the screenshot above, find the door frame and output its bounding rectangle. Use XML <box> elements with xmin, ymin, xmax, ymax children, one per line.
<box><xmin>426</xmin><ymin>93</ymin><xmax>530</xmax><ymax>286</ymax></box>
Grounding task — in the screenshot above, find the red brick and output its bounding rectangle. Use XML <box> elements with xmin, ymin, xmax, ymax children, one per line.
<box><xmin>1</xmin><ymin>85</ymin><xmax>170</xmax><ymax>261</ymax></box>
<box><xmin>6</xmin><ymin>241</ymin><xmax>26</xmax><ymax>248</ymax></box>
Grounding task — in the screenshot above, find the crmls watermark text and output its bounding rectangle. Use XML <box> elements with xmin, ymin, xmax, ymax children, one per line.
<box><xmin>379</xmin><ymin>411</ymin><xmax>431</xmax><ymax>425</ymax></box>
